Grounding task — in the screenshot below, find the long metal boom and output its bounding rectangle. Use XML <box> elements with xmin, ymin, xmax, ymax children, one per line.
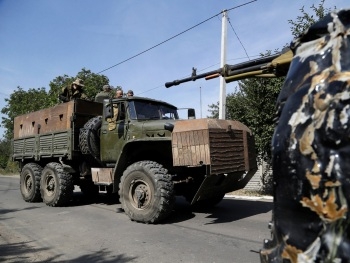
<box><xmin>165</xmin><ymin>49</ymin><xmax>293</xmax><ymax>88</ymax></box>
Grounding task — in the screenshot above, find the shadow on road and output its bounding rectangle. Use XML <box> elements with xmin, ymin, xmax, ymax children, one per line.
<box><xmin>68</xmin><ymin>193</ymin><xmax>272</xmax><ymax>225</ymax></box>
<box><xmin>162</xmin><ymin>197</ymin><xmax>197</xmax><ymax>223</ymax></box>
<box><xmin>165</xmin><ymin>197</ymin><xmax>272</xmax><ymax>224</ymax></box>
<box><xmin>0</xmin><ymin>241</ymin><xmax>60</xmax><ymax>262</ymax></box>
<box><xmin>68</xmin><ymin>192</ymin><xmax>120</xmax><ymax>207</ymax></box>
<box><xmin>0</xmin><ymin>241</ymin><xmax>137</xmax><ymax>263</ymax></box>
<box><xmin>200</xmin><ymin>198</ymin><xmax>272</xmax><ymax>224</ymax></box>
<box><xmin>0</xmin><ymin>206</ymin><xmax>40</xmax><ymax>221</ymax></box>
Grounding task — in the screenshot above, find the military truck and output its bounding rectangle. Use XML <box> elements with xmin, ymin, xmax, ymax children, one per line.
<box><xmin>13</xmin><ymin>96</ymin><xmax>256</xmax><ymax>223</ymax></box>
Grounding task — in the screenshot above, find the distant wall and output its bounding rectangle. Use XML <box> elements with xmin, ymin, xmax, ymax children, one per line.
<box><xmin>244</xmin><ymin>160</ymin><xmax>272</xmax><ymax>191</ymax></box>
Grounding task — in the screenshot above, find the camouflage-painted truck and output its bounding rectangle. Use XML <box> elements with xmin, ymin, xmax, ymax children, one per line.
<box><xmin>13</xmin><ymin>96</ymin><xmax>256</xmax><ymax>223</ymax></box>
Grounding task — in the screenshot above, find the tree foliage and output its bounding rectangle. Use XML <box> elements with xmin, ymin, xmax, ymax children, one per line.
<box><xmin>228</xmin><ymin>77</ymin><xmax>285</xmax><ymax>162</ymax></box>
<box><xmin>0</xmin><ymin>138</ymin><xmax>10</xmax><ymax>170</ymax></box>
<box><xmin>288</xmin><ymin>0</ymin><xmax>335</xmax><ymax>38</ymax></box>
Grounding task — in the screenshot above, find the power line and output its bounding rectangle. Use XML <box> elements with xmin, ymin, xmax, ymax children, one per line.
<box><xmin>97</xmin><ymin>14</ymin><xmax>220</xmax><ymax>74</ymax></box>
<box><xmin>97</xmin><ymin>0</ymin><xmax>257</xmax><ymax>74</ymax></box>
<box><xmin>227</xmin><ymin>17</ymin><xmax>251</xmax><ymax>60</ymax></box>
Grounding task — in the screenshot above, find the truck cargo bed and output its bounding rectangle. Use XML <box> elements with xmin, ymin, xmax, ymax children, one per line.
<box><xmin>12</xmin><ymin>100</ymin><xmax>102</xmax><ymax>160</ymax></box>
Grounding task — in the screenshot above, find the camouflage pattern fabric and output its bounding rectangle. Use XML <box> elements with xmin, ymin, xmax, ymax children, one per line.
<box><xmin>261</xmin><ymin>9</ymin><xmax>350</xmax><ymax>263</ymax></box>
<box><xmin>95</xmin><ymin>91</ymin><xmax>113</xmax><ymax>103</ymax></box>
<box><xmin>107</xmin><ymin>106</ymin><xmax>118</xmax><ymax>131</ymax></box>
<box><xmin>60</xmin><ymin>85</ymin><xmax>88</xmax><ymax>102</ymax></box>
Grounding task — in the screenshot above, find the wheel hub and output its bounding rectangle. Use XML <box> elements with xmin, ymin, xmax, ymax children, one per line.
<box><xmin>130</xmin><ymin>180</ymin><xmax>150</xmax><ymax>209</ymax></box>
<box><xmin>135</xmin><ymin>187</ymin><xmax>146</xmax><ymax>208</ymax></box>
<box><xmin>25</xmin><ymin>175</ymin><xmax>33</xmax><ymax>191</ymax></box>
<box><xmin>46</xmin><ymin>176</ymin><xmax>55</xmax><ymax>195</ymax></box>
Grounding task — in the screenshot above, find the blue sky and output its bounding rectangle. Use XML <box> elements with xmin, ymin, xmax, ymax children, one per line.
<box><xmin>0</xmin><ymin>0</ymin><xmax>349</xmax><ymax>139</ymax></box>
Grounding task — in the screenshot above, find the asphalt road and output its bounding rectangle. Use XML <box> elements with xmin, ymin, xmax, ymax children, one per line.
<box><xmin>0</xmin><ymin>175</ymin><xmax>272</xmax><ymax>263</ymax></box>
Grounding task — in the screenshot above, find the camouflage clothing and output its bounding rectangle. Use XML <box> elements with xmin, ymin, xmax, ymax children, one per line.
<box><xmin>95</xmin><ymin>90</ymin><xmax>113</xmax><ymax>103</ymax></box>
<box><xmin>59</xmin><ymin>78</ymin><xmax>88</xmax><ymax>102</ymax></box>
<box><xmin>107</xmin><ymin>106</ymin><xmax>118</xmax><ymax>131</ymax></box>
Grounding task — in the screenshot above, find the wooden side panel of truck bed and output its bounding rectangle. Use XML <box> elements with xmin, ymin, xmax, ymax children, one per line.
<box><xmin>13</xmin><ymin>100</ymin><xmax>102</xmax><ymax>139</ymax></box>
<box><xmin>12</xmin><ymin>100</ymin><xmax>103</xmax><ymax>160</ymax></box>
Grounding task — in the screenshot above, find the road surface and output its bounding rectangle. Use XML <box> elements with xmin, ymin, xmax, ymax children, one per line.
<box><xmin>0</xmin><ymin>175</ymin><xmax>272</xmax><ymax>262</ymax></box>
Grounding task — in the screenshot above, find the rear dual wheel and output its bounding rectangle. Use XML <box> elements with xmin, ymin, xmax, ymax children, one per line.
<box><xmin>20</xmin><ymin>163</ymin><xmax>43</xmax><ymax>202</ymax></box>
<box><xmin>40</xmin><ymin>162</ymin><xmax>74</xmax><ymax>207</ymax></box>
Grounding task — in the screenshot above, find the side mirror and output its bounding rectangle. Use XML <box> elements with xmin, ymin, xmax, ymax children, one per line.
<box><xmin>164</xmin><ymin>123</ymin><xmax>174</xmax><ymax>132</ymax></box>
<box><xmin>188</xmin><ymin>108</ymin><xmax>196</xmax><ymax>119</ymax></box>
<box><xmin>104</xmin><ymin>99</ymin><xmax>113</xmax><ymax>120</ymax></box>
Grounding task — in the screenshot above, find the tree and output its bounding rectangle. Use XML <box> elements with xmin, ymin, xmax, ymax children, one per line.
<box><xmin>288</xmin><ymin>0</ymin><xmax>335</xmax><ymax>38</ymax></box>
<box><xmin>0</xmin><ymin>138</ymin><xmax>10</xmax><ymax>170</ymax></box>
<box><xmin>228</xmin><ymin>77</ymin><xmax>285</xmax><ymax>162</ymax></box>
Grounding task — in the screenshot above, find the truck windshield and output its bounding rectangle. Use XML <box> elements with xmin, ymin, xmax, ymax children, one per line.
<box><xmin>129</xmin><ymin>101</ymin><xmax>179</xmax><ymax>120</ymax></box>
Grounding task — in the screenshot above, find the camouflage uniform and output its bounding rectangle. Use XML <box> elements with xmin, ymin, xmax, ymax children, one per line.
<box><xmin>59</xmin><ymin>78</ymin><xmax>88</xmax><ymax>102</ymax></box>
<box><xmin>260</xmin><ymin>9</ymin><xmax>350</xmax><ymax>263</ymax></box>
<box><xmin>107</xmin><ymin>106</ymin><xmax>118</xmax><ymax>131</ymax></box>
<box><xmin>95</xmin><ymin>85</ymin><xmax>113</xmax><ymax>103</ymax></box>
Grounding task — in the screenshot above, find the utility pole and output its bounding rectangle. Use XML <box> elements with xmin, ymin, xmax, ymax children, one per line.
<box><xmin>199</xmin><ymin>86</ymin><xmax>202</xmax><ymax>118</ymax></box>
<box><xmin>219</xmin><ymin>10</ymin><xmax>228</xmax><ymax>120</ymax></box>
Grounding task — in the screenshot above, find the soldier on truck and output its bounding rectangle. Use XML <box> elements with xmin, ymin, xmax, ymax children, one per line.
<box><xmin>59</xmin><ymin>78</ymin><xmax>89</xmax><ymax>102</ymax></box>
<box><xmin>94</xmin><ymin>84</ymin><xmax>114</xmax><ymax>103</ymax></box>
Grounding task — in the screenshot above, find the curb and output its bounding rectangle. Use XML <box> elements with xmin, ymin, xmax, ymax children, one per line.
<box><xmin>225</xmin><ymin>194</ymin><xmax>273</xmax><ymax>201</ymax></box>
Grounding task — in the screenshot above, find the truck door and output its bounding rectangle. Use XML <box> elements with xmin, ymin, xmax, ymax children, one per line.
<box><xmin>100</xmin><ymin>102</ymin><xmax>127</xmax><ymax>162</ymax></box>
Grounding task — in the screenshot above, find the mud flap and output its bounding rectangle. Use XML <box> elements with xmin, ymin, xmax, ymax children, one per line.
<box><xmin>191</xmin><ymin>169</ymin><xmax>257</xmax><ymax>205</ymax></box>
<box><xmin>91</xmin><ymin>168</ymin><xmax>113</xmax><ymax>184</ymax></box>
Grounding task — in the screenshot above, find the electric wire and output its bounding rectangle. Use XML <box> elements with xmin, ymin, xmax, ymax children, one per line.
<box><xmin>227</xmin><ymin>17</ymin><xmax>251</xmax><ymax>60</ymax></box>
<box><xmin>97</xmin><ymin>0</ymin><xmax>257</xmax><ymax>74</ymax></box>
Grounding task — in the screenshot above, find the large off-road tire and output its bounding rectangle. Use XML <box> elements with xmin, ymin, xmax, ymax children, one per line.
<box><xmin>20</xmin><ymin>163</ymin><xmax>43</xmax><ymax>202</ymax></box>
<box><xmin>119</xmin><ymin>161</ymin><xmax>175</xmax><ymax>223</ymax></box>
<box><xmin>40</xmin><ymin>162</ymin><xmax>74</xmax><ymax>207</ymax></box>
<box><xmin>79</xmin><ymin>116</ymin><xmax>102</xmax><ymax>159</ymax></box>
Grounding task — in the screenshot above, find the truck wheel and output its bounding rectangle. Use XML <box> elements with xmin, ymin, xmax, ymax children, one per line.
<box><xmin>79</xmin><ymin>116</ymin><xmax>102</xmax><ymax>159</ymax></box>
<box><xmin>119</xmin><ymin>161</ymin><xmax>175</xmax><ymax>223</ymax></box>
<box><xmin>40</xmin><ymin>162</ymin><xmax>74</xmax><ymax>207</ymax></box>
<box><xmin>20</xmin><ymin>163</ymin><xmax>43</xmax><ymax>202</ymax></box>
